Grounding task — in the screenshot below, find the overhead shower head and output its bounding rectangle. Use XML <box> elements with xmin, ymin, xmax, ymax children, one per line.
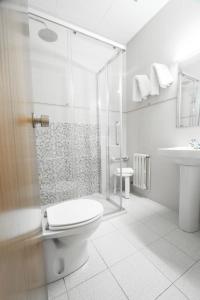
<box><xmin>38</xmin><ymin>27</ymin><xmax>58</xmax><ymax>42</ymax></box>
<box><xmin>29</xmin><ymin>15</ymin><xmax>58</xmax><ymax>42</ymax></box>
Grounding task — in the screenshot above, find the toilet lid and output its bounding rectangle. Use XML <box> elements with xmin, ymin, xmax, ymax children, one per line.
<box><xmin>46</xmin><ymin>199</ymin><xmax>104</xmax><ymax>229</ymax></box>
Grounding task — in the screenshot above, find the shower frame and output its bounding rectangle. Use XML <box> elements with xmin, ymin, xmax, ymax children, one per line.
<box><xmin>28</xmin><ymin>8</ymin><xmax>126</xmax><ymax>51</ymax></box>
<box><xmin>29</xmin><ymin>9</ymin><xmax>126</xmax><ymax>215</ymax></box>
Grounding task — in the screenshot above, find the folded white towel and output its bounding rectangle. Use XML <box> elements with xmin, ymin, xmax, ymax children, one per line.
<box><xmin>132</xmin><ymin>75</ymin><xmax>151</xmax><ymax>102</ymax></box>
<box><xmin>150</xmin><ymin>64</ymin><xmax>160</xmax><ymax>96</ymax></box>
<box><xmin>150</xmin><ymin>63</ymin><xmax>174</xmax><ymax>95</ymax></box>
<box><xmin>132</xmin><ymin>76</ymin><xmax>142</xmax><ymax>102</ymax></box>
<box><xmin>117</xmin><ymin>168</ymin><xmax>134</xmax><ymax>175</ymax></box>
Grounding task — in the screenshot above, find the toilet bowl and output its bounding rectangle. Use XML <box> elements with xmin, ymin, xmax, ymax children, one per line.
<box><xmin>42</xmin><ymin>199</ymin><xmax>103</xmax><ymax>284</ymax></box>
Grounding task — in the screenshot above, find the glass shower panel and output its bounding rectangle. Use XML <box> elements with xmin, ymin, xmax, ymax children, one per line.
<box><xmin>70</xmin><ymin>32</ymin><xmax>123</xmax><ymax>214</ymax></box>
<box><xmin>108</xmin><ymin>54</ymin><xmax>123</xmax><ymax>208</ymax></box>
<box><xmin>97</xmin><ymin>53</ymin><xmax>123</xmax><ymax>211</ymax></box>
<box><xmin>68</xmin><ymin>33</ymin><xmax>99</xmax><ymax>201</ymax></box>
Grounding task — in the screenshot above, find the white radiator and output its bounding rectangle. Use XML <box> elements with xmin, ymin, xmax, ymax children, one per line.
<box><xmin>133</xmin><ymin>153</ymin><xmax>150</xmax><ymax>190</ymax></box>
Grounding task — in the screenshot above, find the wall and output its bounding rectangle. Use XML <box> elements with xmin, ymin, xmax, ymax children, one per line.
<box><xmin>126</xmin><ymin>0</ymin><xmax>200</xmax><ymax>210</ymax></box>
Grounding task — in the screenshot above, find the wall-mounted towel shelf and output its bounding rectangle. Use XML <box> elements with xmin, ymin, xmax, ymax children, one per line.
<box><xmin>111</xmin><ymin>156</ymin><xmax>129</xmax><ymax>162</ymax></box>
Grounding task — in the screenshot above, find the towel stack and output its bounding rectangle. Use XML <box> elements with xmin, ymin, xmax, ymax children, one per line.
<box><xmin>132</xmin><ymin>63</ymin><xmax>174</xmax><ymax>102</ymax></box>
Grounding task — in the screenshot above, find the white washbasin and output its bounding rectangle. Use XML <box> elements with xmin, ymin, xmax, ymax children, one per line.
<box><xmin>158</xmin><ymin>146</ymin><xmax>200</xmax><ymax>233</ymax></box>
<box><xmin>158</xmin><ymin>147</ymin><xmax>200</xmax><ymax>166</ymax></box>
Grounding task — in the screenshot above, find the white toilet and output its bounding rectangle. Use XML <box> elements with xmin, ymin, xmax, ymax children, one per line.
<box><xmin>42</xmin><ymin>199</ymin><xmax>103</xmax><ymax>284</ymax></box>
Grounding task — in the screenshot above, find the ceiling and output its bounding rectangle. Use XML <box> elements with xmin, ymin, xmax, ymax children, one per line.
<box><xmin>28</xmin><ymin>0</ymin><xmax>170</xmax><ymax>45</ymax></box>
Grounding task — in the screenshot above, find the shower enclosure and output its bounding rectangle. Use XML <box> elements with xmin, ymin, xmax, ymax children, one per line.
<box><xmin>29</xmin><ymin>14</ymin><xmax>125</xmax><ymax>215</ymax></box>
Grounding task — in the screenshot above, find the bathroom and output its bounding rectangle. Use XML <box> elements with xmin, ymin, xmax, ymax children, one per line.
<box><xmin>1</xmin><ymin>0</ymin><xmax>200</xmax><ymax>299</ymax></box>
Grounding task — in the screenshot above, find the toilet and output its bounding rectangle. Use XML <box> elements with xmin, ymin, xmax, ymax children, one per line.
<box><xmin>42</xmin><ymin>199</ymin><xmax>104</xmax><ymax>284</ymax></box>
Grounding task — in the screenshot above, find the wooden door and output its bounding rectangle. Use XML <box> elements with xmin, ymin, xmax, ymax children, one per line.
<box><xmin>0</xmin><ymin>1</ymin><xmax>47</xmax><ymax>299</ymax></box>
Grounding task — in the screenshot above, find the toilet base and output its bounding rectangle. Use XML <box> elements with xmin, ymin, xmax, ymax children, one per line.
<box><xmin>43</xmin><ymin>237</ymin><xmax>89</xmax><ymax>284</ymax></box>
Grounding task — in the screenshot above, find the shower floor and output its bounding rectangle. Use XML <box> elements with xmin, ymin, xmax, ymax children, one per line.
<box><xmin>86</xmin><ymin>193</ymin><xmax>123</xmax><ymax>215</ymax></box>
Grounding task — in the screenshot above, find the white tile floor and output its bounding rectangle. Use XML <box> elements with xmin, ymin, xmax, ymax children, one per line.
<box><xmin>48</xmin><ymin>194</ymin><xmax>200</xmax><ymax>300</ymax></box>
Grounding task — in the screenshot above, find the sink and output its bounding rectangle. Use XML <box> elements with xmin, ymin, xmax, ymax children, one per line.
<box><xmin>159</xmin><ymin>147</ymin><xmax>200</xmax><ymax>166</ymax></box>
<box><xmin>159</xmin><ymin>147</ymin><xmax>200</xmax><ymax>233</ymax></box>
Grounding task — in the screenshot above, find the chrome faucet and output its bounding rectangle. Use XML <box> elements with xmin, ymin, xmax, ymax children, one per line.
<box><xmin>189</xmin><ymin>138</ymin><xmax>200</xmax><ymax>149</ymax></box>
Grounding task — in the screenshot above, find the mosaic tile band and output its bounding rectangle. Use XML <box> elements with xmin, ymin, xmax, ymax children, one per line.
<box><xmin>35</xmin><ymin>123</ymin><xmax>100</xmax><ymax>205</ymax></box>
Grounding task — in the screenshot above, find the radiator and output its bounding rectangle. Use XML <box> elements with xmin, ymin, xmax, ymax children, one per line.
<box><xmin>133</xmin><ymin>153</ymin><xmax>150</xmax><ymax>190</ymax></box>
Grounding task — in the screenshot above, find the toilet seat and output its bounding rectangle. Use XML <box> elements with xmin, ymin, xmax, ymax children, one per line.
<box><xmin>46</xmin><ymin>199</ymin><xmax>104</xmax><ymax>231</ymax></box>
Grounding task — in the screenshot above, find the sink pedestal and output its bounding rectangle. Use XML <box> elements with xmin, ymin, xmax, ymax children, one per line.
<box><xmin>179</xmin><ymin>166</ymin><xmax>200</xmax><ymax>232</ymax></box>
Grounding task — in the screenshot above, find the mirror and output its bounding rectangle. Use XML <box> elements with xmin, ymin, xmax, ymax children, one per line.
<box><xmin>177</xmin><ymin>52</ymin><xmax>200</xmax><ymax>127</ymax></box>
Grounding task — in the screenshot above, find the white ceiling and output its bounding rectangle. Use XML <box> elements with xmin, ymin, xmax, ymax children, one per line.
<box><xmin>28</xmin><ymin>0</ymin><xmax>170</xmax><ymax>45</ymax></box>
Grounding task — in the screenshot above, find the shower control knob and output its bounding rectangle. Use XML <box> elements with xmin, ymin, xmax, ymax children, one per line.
<box><xmin>32</xmin><ymin>113</ymin><xmax>49</xmax><ymax>128</ymax></box>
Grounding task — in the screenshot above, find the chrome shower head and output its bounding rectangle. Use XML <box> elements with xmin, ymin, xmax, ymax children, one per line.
<box><xmin>29</xmin><ymin>15</ymin><xmax>58</xmax><ymax>42</ymax></box>
<box><xmin>38</xmin><ymin>27</ymin><xmax>58</xmax><ymax>42</ymax></box>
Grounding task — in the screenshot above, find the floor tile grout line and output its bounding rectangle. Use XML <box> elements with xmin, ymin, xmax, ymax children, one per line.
<box><xmin>91</xmin><ymin>233</ymin><xmax>142</xmax><ymax>268</ymax></box>
<box><xmin>134</xmin><ymin>250</ymin><xmax>175</xmax><ymax>284</ymax></box>
<box><xmin>154</xmin><ymin>282</ymin><xmax>190</xmax><ymax>300</ymax></box>
<box><xmin>99</xmin><ymin>218</ymin><xmax>165</xmax><ymax>250</ymax></box>
<box><xmin>173</xmin><ymin>258</ymin><xmax>200</xmax><ymax>285</ymax></box>
<box><xmin>91</xmin><ymin>239</ymin><xmax>117</xmax><ymax>268</ymax></box>
<box><xmin>92</xmin><ymin>214</ymin><xmax>182</xmax><ymax>273</ymax></box>
<box><xmin>65</xmin><ymin>267</ymin><xmax>109</xmax><ymax>293</ymax></box>
<box><xmin>115</xmin><ymin>221</ymin><xmax>168</xmax><ymax>253</ymax></box>
<box><xmin>47</xmin><ymin>279</ymin><xmax>67</xmax><ymax>300</ymax></box>
<box><xmin>49</xmin><ymin>246</ymin><xmax>194</xmax><ymax>300</ymax></box>
<box><xmin>64</xmin><ymin>242</ymin><xmax>109</xmax><ymax>292</ymax></box>
<box><xmin>109</xmin><ymin>208</ymin><xmax>179</xmax><ymax>241</ymax></box>
<box><xmin>94</xmin><ymin>242</ymin><xmax>173</xmax><ymax>291</ymax></box>
<box><xmin>138</xmin><ymin>218</ymin><xmax>178</xmax><ymax>237</ymax></box>
<box><xmin>48</xmin><ymin>195</ymin><xmax>200</xmax><ymax>300</ymax></box>
<box><xmin>140</xmin><ymin>246</ymin><xmax>195</xmax><ymax>285</ymax></box>
<box><xmin>108</xmin><ymin>267</ymin><xmax>130</xmax><ymax>300</ymax></box>
<box><xmin>90</xmin><ymin>227</ymin><xmax>118</xmax><ymax>241</ymax></box>
<box><xmin>154</xmin><ymin>282</ymin><xmax>174</xmax><ymax>300</ymax></box>
<box><xmin>174</xmin><ymin>285</ymin><xmax>191</xmax><ymax>300</ymax></box>
<box><xmin>63</xmin><ymin>276</ymin><xmax>71</xmax><ymax>299</ymax></box>
<box><xmin>162</xmin><ymin>234</ymin><xmax>200</xmax><ymax>261</ymax></box>
<box><xmin>64</xmin><ymin>265</ymin><xmax>130</xmax><ymax>300</ymax></box>
<box><xmin>51</xmin><ymin>289</ymin><xmax>68</xmax><ymax>300</ymax></box>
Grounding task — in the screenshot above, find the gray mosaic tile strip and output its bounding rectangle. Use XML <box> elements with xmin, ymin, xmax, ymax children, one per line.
<box><xmin>35</xmin><ymin>122</ymin><xmax>100</xmax><ymax>205</ymax></box>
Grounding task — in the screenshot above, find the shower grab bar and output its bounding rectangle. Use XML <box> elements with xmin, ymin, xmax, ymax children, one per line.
<box><xmin>115</xmin><ymin>121</ymin><xmax>120</xmax><ymax>146</ymax></box>
<box><xmin>111</xmin><ymin>156</ymin><xmax>129</xmax><ymax>162</ymax></box>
